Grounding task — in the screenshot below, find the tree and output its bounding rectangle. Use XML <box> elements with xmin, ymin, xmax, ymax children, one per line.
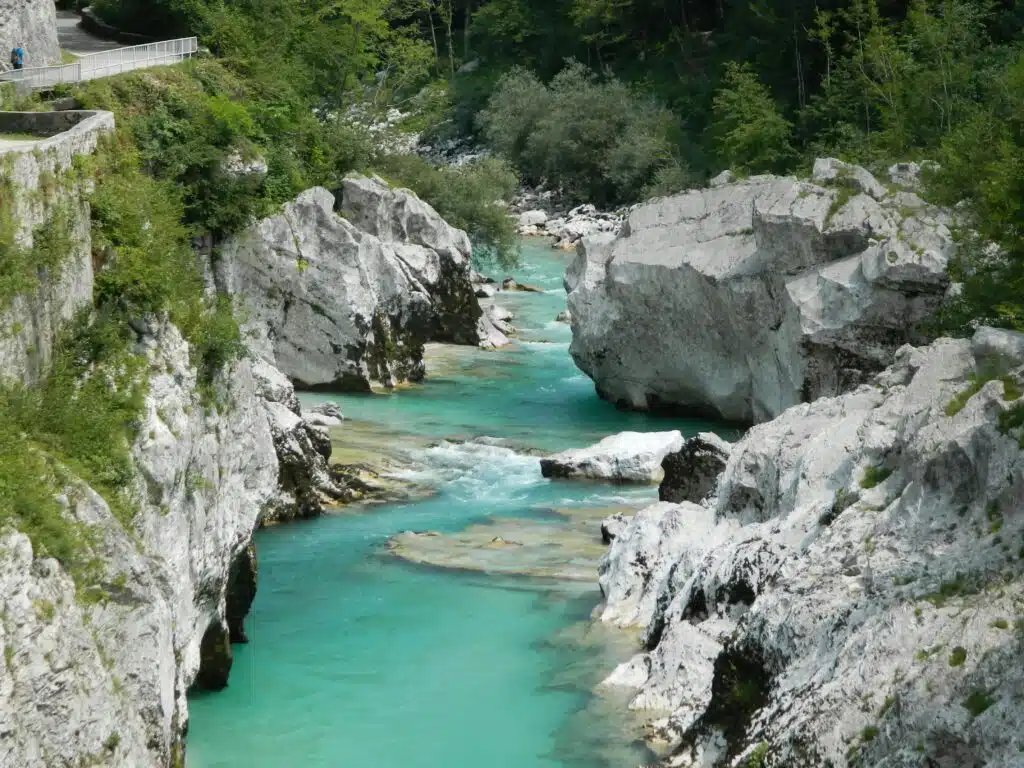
<box><xmin>711</xmin><ymin>62</ymin><xmax>793</xmax><ymax>174</ymax></box>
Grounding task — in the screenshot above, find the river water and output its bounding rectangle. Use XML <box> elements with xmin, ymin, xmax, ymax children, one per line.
<box><xmin>186</xmin><ymin>242</ymin><xmax>722</xmax><ymax>768</ymax></box>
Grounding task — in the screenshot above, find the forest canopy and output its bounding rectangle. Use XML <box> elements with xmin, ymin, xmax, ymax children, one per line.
<box><xmin>86</xmin><ymin>0</ymin><xmax>1024</xmax><ymax>328</ymax></box>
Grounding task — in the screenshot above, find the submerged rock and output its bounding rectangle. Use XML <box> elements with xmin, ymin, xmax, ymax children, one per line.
<box><xmin>567</xmin><ymin>160</ymin><xmax>957</xmax><ymax>423</ymax></box>
<box><xmin>597</xmin><ymin>328</ymin><xmax>1024</xmax><ymax>765</ymax></box>
<box><xmin>217</xmin><ymin>175</ymin><xmax>480</xmax><ymax>391</ymax></box>
<box><xmin>387</xmin><ymin>504</ymin><xmax>644</xmax><ymax>582</ymax></box>
<box><xmin>541</xmin><ymin>431</ymin><xmax>685</xmax><ymax>483</ymax></box>
<box><xmin>658</xmin><ymin>432</ymin><xmax>732</xmax><ymax>504</ymax></box>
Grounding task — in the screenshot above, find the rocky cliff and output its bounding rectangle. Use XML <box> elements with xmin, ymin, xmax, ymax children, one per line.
<box><xmin>0</xmin><ymin>0</ymin><xmax>60</xmax><ymax>69</ymax></box>
<box><xmin>216</xmin><ymin>174</ymin><xmax>482</xmax><ymax>391</ymax></box>
<box><xmin>567</xmin><ymin>159</ymin><xmax>955</xmax><ymax>424</ymax></box>
<box><xmin>597</xmin><ymin>328</ymin><xmax>1024</xmax><ymax>767</ymax></box>
<box><xmin>0</xmin><ymin>321</ymin><xmax>279</xmax><ymax>767</ymax></box>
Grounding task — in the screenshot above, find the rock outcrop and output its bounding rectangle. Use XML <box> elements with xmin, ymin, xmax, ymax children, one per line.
<box><xmin>217</xmin><ymin>175</ymin><xmax>481</xmax><ymax>390</ymax></box>
<box><xmin>567</xmin><ymin>159</ymin><xmax>956</xmax><ymax>424</ymax></box>
<box><xmin>597</xmin><ymin>328</ymin><xmax>1024</xmax><ymax>767</ymax></box>
<box><xmin>541</xmin><ymin>431</ymin><xmax>684</xmax><ymax>483</ymax></box>
<box><xmin>252</xmin><ymin>357</ymin><xmax>349</xmax><ymax>523</ymax></box>
<box><xmin>0</xmin><ymin>321</ymin><xmax>279</xmax><ymax>767</ymax></box>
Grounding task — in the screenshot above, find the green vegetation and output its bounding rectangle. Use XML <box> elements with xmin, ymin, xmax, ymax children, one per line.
<box><xmin>860</xmin><ymin>465</ymin><xmax>893</xmax><ymax>490</ymax></box>
<box><xmin>478</xmin><ymin>61</ymin><xmax>680</xmax><ymax>205</ymax></box>
<box><xmin>962</xmin><ymin>690</ymin><xmax>996</xmax><ymax>718</ymax></box>
<box><xmin>948</xmin><ymin>646</ymin><xmax>967</xmax><ymax>667</ymax></box>
<box><xmin>921</xmin><ymin>574</ymin><xmax>983</xmax><ymax>607</ymax></box>
<box><xmin>745</xmin><ymin>742</ymin><xmax>770</xmax><ymax>768</ymax></box>
<box><xmin>993</xmin><ymin>618</ymin><xmax>1010</xmax><ymax>629</ymax></box>
<box><xmin>861</xmin><ymin>725</ymin><xmax>879</xmax><ymax>743</ymax></box>
<box><xmin>83</xmin><ymin>0</ymin><xmax>1024</xmax><ymax>333</ymax></box>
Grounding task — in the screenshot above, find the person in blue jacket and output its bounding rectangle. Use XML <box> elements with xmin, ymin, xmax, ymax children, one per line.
<box><xmin>10</xmin><ymin>47</ymin><xmax>24</xmax><ymax>70</ymax></box>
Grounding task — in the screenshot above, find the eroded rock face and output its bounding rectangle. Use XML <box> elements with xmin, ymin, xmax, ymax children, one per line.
<box><xmin>597</xmin><ymin>328</ymin><xmax>1024</xmax><ymax>767</ymax></box>
<box><xmin>251</xmin><ymin>356</ymin><xmax>350</xmax><ymax>524</ymax></box>
<box><xmin>217</xmin><ymin>176</ymin><xmax>481</xmax><ymax>391</ymax></box>
<box><xmin>0</xmin><ymin>320</ymin><xmax>279</xmax><ymax>767</ymax></box>
<box><xmin>567</xmin><ymin>159</ymin><xmax>956</xmax><ymax>424</ymax></box>
<box><xmin>659</xmin><ymin>433</ymin><xmax>732</xmax><ymax>504</ymax></box>
<box><xmin>541</xmin><ymin>431</ymin><xmax>684</xmax><ymax>483</ymax></box>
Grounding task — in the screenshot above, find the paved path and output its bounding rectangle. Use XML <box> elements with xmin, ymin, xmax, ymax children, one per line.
<box><xmin>56</xmin><ymin>11</ymin><xmax>123</xmax><ymax>57</ymax></box>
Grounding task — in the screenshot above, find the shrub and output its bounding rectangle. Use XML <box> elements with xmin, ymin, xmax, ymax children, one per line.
<box><xmin>478</xmin><ymin>60</ymin><xmax>678</xmax><ymax>205</ymax></box>
<box><xmin>948</xmin><ymin>646</ymin><xmax>967</xmax><ymax>666</ymax></box>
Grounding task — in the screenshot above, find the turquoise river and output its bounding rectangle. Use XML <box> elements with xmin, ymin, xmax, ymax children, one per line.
<box><xmin>186</xmin><ymin>242</ymin><xmax>724</xmax><ymax>768</ymax></box>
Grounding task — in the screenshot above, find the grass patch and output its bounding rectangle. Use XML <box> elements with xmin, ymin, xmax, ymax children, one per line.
<box><xmin>948</xmin><ymin>646</ymin><xmax>967</xmax><ymax>666</ymax></box>
<box><xmin>860</xmin><ymin>465</ymin><xmax>893</xmax><ymax>489</ymax></box>
<box><xmin>945</xmin><ymin>375</ymin><xmax>988</xmax><ymax>416</ymax></box>
<box><xmin>921</xmin><ymin>574</ymin><xmax>983</xmax><ymax>607</ymax></box>
<box><xmin>861</xmin><ymin>725</ymin><xmax>879</xmax><ymax>742</ymax></box>
<box><xmin>992</xmin><ymin>618</ymin><xmax>1009</xmax><ymax>629</ymax></box>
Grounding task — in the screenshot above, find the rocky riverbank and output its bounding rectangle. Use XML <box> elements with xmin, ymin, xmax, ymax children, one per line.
<box><xmin>0</xmin><ymin>151</ymin><xmax>500</xmax><ymax>765</ymax></box>
<box><xmin>594</xmin><ymin>327</ymin><xmax>1024</xmax><ymax>766</ymax></box>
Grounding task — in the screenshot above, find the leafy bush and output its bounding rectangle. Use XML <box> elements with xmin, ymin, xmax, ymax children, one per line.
<box><xmin>478</xmin><ymin>60</ymin><xmax>679</xmax><ymax>205</ymax></box>
<box><xmin>373</xmin><ymin>154</ymin><xmax>520</xmax><ymax>269</ymax></box>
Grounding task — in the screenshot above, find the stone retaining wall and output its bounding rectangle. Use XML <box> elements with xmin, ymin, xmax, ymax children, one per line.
<box><xmin>0</xmin><ymin>110</ymin><xmax>115</xmax><ymax>384</ymax></box>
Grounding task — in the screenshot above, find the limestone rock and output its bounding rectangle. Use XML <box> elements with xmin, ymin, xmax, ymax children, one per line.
<box><xmin>0</xmin><ymin>320</ymin><xmax>279</xmax><ymax>767</ymax></box>
<box><xmin>659</xmin><ymin>432</ymin><xmax>732</xmax><ymax>504</ymax></box>
<box><xmin>597</xmin><ymin>330</ymin><xmax>1024</xmax><ymax>766</ymax></box>
<box><xmin>709</xmin><ymin>170</ymin><xmax>735</xmax><ymax>188</ymax></box>
<box><xmin>812</xmin><ymin>156</ymin><xmax>888</xmax><ymax>200</ymax></box>
<box><xmin>518</xmin><ymin>209</ymin><xmax>548</xmax><ymax>227</ymax></box>
<box><xmin>250</xmin><ymin>358</ymin><xmax>348</xmax><ymax>523</ymax></box>
<box><xmin>540</xmin><ymin>431</ymin><xmax>685</xmax><ymax>483</ymax></box>
<box><xmin>0</xmin><ymin>112</ymin><xmax>114</xmax><ymax>385</ymax></box>
<box><xmin>217</xmin><ymin>176</ymin><xmax>480</xmax><ymax>391</ymax></box>
<box><xmin>567</xmin><ymin>161</ymin><xmax>957</xmax><ymax>423</ymax></box>
<box><xmin>601</xmin><ymin>513</ymin><xmax>630</xmax><ymax>544</ymax></box>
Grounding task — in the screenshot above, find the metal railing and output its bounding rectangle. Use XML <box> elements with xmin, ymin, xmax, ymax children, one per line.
<box><xmin>0</xmin><ymin>37</ymin><xmax>198</xmax><ymax>89</ymax></box>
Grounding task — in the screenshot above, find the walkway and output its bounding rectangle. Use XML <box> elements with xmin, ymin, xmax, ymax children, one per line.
<box><xmin>1</xmin><ymin>13</ymin><xmax>196</xmax><ymax>90</ymax></box>
<box><xmin>56</xmin><ymin>10</ymin><xmax>123</xmax><ymax>56</ymax></box>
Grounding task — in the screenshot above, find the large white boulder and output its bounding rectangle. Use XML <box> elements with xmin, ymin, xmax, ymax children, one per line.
<box><xmin>217</xmin><ymin>176</ymin><xmax>481</xmax><ymax>390</ymax></box>
<box><xmin>567</xmin><ymin>161</ymin><xmax>957</xmax><ymax>423</ymax></box>
<box><xmin>540</xmin><ymin>430</ymin><xmax>684</xmax><ymax>483</ymax></box>
<box><xmin>596</xmin><ymin>329</ymin><xmax>1024</xmax><ymax>765</ymax></box>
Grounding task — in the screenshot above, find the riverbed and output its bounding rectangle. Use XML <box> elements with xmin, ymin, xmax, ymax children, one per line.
<box><xmin>186</xmin><ymin>242</ymin><xmax>724</xmax><ymax>768</ymax></box>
